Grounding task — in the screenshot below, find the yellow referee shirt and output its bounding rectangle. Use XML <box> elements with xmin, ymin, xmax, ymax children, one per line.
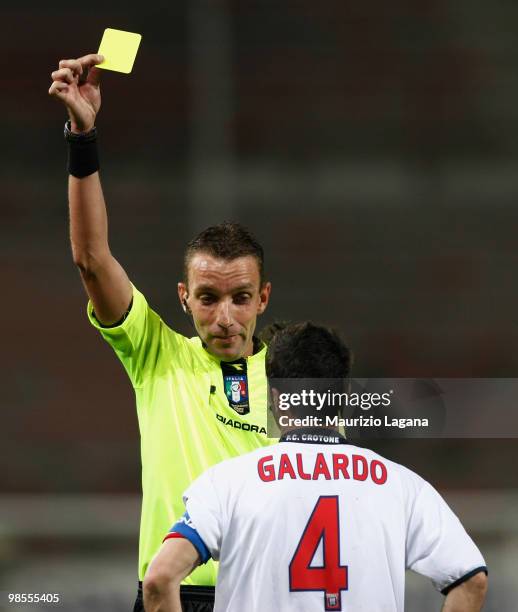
<box><xmin>87</xmin><ymin>285</ymin><xmax>272</xmax><ymax>583</ymax></box>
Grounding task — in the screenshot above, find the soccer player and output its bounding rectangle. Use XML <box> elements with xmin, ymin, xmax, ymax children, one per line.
<box><xmin>144</xmin><ymin>323</ymin><xmax>488</xmax><ymax>612</ymax></box>
<box><xmin>48</xmin><ymin>54</ymin><xmax>273</xmax><ymax>612</ymax></box>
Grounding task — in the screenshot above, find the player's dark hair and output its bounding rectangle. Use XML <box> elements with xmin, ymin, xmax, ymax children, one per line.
<box><xmin>258</xmin><ymin>320</ymin><xmax>291</xmax><ymax>345</ymax></box>
<box><xmin>266</xmin><ymin>322</ymin><xmax>352</xmax><ymax>419</ymax></box>
<box><xmin>184</xmin><ymin>222</ymin><xmax>265</xmax><ymax>286</ymax></box>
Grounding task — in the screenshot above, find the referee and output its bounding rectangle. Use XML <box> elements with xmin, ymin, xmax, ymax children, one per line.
<box><xmin>49</xmin><ymin>53</ymin><xmax>273</xmax><ymax>612</ymax></box>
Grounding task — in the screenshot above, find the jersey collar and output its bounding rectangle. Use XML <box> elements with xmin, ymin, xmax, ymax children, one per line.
<box><xmin>247</xmin><ymin>337</ymin><xmax>267</xmax><ymax>363</ymax></box>
<box><xmin>280</xmin><ymin>427</ymin><xmax>349</xmax><ymax>445</ymax></box>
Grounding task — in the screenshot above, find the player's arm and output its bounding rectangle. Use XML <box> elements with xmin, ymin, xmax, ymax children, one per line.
<box><xmin>144</xmin><ymin>537</ymin><xmax>200</xmax><ymax>612</ymax></box>
<box><xmin>49</xmin><ymin>54</ymin><xmax>132</xmax><ymax>325</ymax></box>
<box><xmin>405</xmin><ymin>477</ymin><xmax>487</xmax><ymax>606</ymax></box>
<box><xmin>441</xmin><ymin>571</ymin><xmax>488</xmax><ymax>611</ymax></box>
<box><xmin>144</xmin><ymin>482</ymin><xmax>220</xmax><ymax>612</ymax></box>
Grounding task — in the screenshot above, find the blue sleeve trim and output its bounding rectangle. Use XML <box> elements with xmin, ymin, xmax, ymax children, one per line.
<box><xmin>441</xmin><ymin>566</ymin><xmax>488</xmax><ymax>595</ymax></box>
<box><xmin>169</xmin><ymin>512</ymin><xmax>211</xmax><ymax>564</ymax></box>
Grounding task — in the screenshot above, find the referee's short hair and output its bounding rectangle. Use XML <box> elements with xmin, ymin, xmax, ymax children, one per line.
<box><xmin>184</xmin><ymin>222</ymin><xmax>265</xmax><ymax>285</ymax></box>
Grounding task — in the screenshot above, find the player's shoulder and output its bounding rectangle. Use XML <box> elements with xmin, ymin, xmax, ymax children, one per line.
<box><xmin>346</xmin><ymin>442</ymin><xmax>428</xmax><ymax>493</ymax></box>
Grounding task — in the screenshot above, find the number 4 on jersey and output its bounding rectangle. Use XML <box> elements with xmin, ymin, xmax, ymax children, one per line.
<box><xmin>289</xmin><ymin>496</ymin><xmax>348</xmax><ymax>611</ymax></box>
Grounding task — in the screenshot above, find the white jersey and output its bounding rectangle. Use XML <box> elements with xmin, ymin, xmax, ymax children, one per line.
<box><xmin>176</xmin><ymin>430</ymin><xmax>486</xmax><ymax>612</ymax></box>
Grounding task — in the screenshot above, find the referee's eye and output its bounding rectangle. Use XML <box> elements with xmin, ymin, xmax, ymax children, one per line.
<box><xmin>233</xmin><ymin>293</ymin><xmax>252</xmax><ymax>305</ymax></box>
<box><xmin>200</xmin><ymin>294</ymin><xmax>217</xmax><ymax>305</ymax></box>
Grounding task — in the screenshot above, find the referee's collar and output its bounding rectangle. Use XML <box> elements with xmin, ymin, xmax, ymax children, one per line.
<box><xmin>280</xmin><ymin>427</ymin><xmax>349</xmax><ymax>445</ymax></box>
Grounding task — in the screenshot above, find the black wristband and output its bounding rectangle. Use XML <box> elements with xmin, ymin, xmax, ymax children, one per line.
<box><xmin>64</xmin><ymin>120</ymin><xmax>100</xmax><ymax>178</ymax></box>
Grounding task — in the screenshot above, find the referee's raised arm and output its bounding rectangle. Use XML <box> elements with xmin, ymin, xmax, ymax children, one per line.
<box><xmin>49</xmin><ymin>53</ymin><xmax>132</xmax><ymax>325</ymax></box>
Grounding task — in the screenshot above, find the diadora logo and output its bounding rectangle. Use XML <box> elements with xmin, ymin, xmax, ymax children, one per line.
<box><xmin>230</xmin><ymin>363</ymin><xmax>244</xmax><ymax>371</ymax></box>
<box><xmin>216</xmin><ymin>413</ymin><xmax>267</xmax><ymax>435</ymax></box>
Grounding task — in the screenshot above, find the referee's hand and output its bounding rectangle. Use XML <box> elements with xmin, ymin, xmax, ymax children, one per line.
<box><xmin>48</xmin><ymin>54</ymin><xmax>104</xmax><ymax>134</ymax></box>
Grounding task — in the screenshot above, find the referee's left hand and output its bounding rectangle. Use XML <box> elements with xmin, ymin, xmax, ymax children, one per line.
<box><xmin>48</xmin><ymin>53</ymin><xmax>104</xmax><ymax>133</ymax></box>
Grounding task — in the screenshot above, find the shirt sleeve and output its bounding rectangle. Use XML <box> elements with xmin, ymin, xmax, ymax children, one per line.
<box><xmin>406</xmin><ymin>477</ymin><xmax>487</xmax><ymax>594</ymax></box>
<box><xmin>181</xmin><ymin>468</ymin><xmax>225</xmax><ymax>562</ymax></box>
<box><xmin>87</xmin><ymin>284</ymin><xmax>174</xmax><ymax>388</ymax></box>
<box><xmin>166</xmin><ymin>512</ymin><xmax>211</xmax><ymax>564</ymax></box>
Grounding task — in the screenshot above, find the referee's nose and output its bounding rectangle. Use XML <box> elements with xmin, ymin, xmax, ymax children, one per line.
<box><xmin>216</xmin><ymin>300</ymin><xmax>233</xmax><ymax>329</ymax></box>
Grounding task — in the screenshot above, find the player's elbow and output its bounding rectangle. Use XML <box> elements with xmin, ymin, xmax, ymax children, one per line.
<box><xmin>465</xmin><ymin>571</ymin><xmax>488</xmax><ymax>600</ymax></box>
<box><xmin>143</xmin><ymin>566</ymin><xmax>175</xmax><ymax>605</ymax></box>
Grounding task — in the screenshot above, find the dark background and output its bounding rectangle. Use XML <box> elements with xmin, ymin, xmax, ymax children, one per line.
<box><xmin>1</xmin><ymin>1</ymin><xmax>517</xmax><ymax>608</ymax></box>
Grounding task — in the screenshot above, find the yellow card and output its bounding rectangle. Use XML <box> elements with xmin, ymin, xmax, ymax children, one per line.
<box><xmin>96</xmin><ymin>28</ymin><xmax>142</xmax><ymax>74</ymax></box>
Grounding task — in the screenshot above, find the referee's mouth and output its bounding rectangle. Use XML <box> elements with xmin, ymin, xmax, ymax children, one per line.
<box><xmin>209</xmin><ymin>333</ymin><xmax>247</xmax><ymax>356</ymax></box>
<box><xmin>205</xmin><ymin>331</ymin><xmax>254</xmax><ymax>360</ymax></box>
<box><xmin>213</xmin><ymin>335</ymin><xmax>240</xmax><ymax>343</ymax></box>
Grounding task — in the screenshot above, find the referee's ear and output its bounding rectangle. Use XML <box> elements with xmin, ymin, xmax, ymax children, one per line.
<box><xmin>178</xmin><ymin>282</ymin><xmax>189</xmax><ymax>310</ymax></box>
<box><xmin>257</xmin><ymin>281</ymin><xmax>272</xmax><ymax>314</ymax></box>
